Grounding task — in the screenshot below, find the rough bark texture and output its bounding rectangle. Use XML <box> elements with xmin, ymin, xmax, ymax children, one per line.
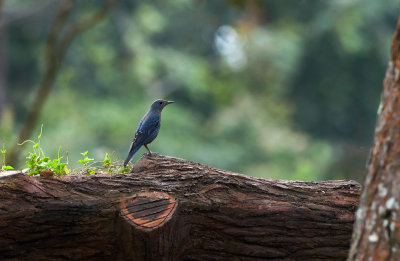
<box><xmin>347</xmin><ymin>14</ymin><xmax>400</xmax><ymax>261</ymax></box>
<box><xmin>0</xmin><ymin>154</ymin><xmax>359</xmax><ymax>261</ymax></box>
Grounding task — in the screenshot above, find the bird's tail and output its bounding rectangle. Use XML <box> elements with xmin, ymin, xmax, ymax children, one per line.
<box><xmin>123</xmin><ymin>143</ymin><xmax>141</xmax><ymax>167</ymax></box>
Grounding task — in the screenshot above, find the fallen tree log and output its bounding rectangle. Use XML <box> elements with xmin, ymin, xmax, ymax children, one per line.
<box><xmin>0</xmin><ymin>154</ymin><xmax>360</xmax><ymax>261</ymax></box>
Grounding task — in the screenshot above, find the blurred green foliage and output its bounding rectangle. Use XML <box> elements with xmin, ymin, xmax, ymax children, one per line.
<box><xmin>0</xmin><ymin>0</ymin><xmax>398</xmax><ymax>181</ymax></box>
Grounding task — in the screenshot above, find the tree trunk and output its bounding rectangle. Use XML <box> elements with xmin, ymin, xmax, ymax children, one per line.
<box><xmin>0</xmin><ymin>154</ymin><xmax>359</xmax><ymax>261</ymax></box>
<box><xmin>347</xmin><ymin>13</ymin><xmax>400</xmax><ymax>261</ymax></box>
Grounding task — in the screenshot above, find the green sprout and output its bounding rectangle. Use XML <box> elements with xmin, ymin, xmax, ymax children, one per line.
<box><xmin>119</xmin><ymin>165</ymin><xmax>131</xmax><ymax>174</ymax></box>
<box><xmin>20</xmin><ymin>125</ymin><xmax>68</xmax><ymax>177</ymax></box>
<box><xmin>1</xmin><ymin>144</ymin><xmax>14</xmax><ymax>171</ymax></box>
<box><xmin>78</xmin><ymin>151</ymin><xmax>95</xmax><ymax>174</ymax></box>
<box><xmin>99</xmin><ymin>152</ymin><xmax>130</xmax><ymax>174</ymax></box>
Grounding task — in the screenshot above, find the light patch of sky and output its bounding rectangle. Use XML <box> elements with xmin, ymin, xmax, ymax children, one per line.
<box><xmin>214</xmin><ymin>25</ymin><xmax>247</xmax><ymax>71</ymax></box>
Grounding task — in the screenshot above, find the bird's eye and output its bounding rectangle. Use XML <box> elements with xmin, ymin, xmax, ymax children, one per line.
<box><xmin>159</xmin><ymin>101</ymin><xmax>163</xmax><ymax>105</ymax></box>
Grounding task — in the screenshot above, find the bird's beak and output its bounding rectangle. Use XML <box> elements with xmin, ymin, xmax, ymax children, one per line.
<box><xmin>167</xmin><ymin>101</ymin><xmax>174</xmax><ymax>105</ymax></box>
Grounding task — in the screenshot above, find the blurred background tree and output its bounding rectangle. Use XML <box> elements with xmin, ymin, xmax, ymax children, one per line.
<box><xmin>0</xmin><ymin>0</ymin><xmax>398</xmax><ymax>181</ymax></box>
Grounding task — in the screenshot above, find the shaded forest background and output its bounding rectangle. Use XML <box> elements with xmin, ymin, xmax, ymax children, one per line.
<box><xmin>0</xmin><ymin>0</ymin><xmax>398</xmax><ymax>181</ymax></box>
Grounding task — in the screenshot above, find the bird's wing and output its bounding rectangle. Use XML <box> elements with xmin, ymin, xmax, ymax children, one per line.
<box><xmin>130</xmin><ymin>114</ymin><xmax>160</xmax><ymax>148</ymax></box>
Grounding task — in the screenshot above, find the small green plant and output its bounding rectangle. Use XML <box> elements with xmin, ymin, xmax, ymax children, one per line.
<box><xmin>101</xmin><ymin>152</ymin><xmax>130</xmax><ymax>173</ymax></box>
<box><xmin>11</xmin><ymin>124</ymin><xmax>130</xmax><ymax>176</ymax></box>
<box><xmin>20</xmin><ymin>125</ymin><xmax>69</xmax><ymax>177</ymax></box>
<box><xmin>77</xmin><ymin>150</ymin><xmax>95</xmax><ymax>174</ymax></box>
<box><xmin>103</xmin><ymin>152</ymin><xmax>111</xmax><ymax>165</ymax></box>
<box><xmin>102</xmin><ymin>152</ymin><xmax>113</xmax><ymax>173</ymax></box>
<box><xmin>77</xmin><ymin>150</ymin><xmax>94</xmax><ymax>165</ymax></box>
<box><xmin>119</xmin><ymin>165</ymin><xmax>131</xmax><ymax>174</ymax></box>
<box><xmin>1</xmin><ymin>144</ymin><xmax>14</xmax><ymax>171</ymax></box>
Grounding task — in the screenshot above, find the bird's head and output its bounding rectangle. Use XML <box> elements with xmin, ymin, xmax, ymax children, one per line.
<box><xmin>150</xmin><ymin>99</ymin><xmax>174</xmax><ymax>112</ymax></box>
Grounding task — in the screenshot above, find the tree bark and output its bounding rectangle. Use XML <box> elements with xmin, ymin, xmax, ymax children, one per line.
<box><xmin>347</xmin><ymin>13</ymin><xmax>400</xmax><ymax>261</ymax></box>
<box><xmin>0</xmin><ymin>154</ymin><xmax>359</xmax><ymax>261</ymax></box>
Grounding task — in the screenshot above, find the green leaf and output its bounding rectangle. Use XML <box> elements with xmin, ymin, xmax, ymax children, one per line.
<box><xmin>46</xmin><ymin>161</ymin><xmax>56</xmax><ymax>168</ymax></box>
<box><xmin>1</xmin><ymin>165</ymin><xmax>14</xmax><ymax>170</ymax></box>
<box><xmin>38</xmin><ymin>161</ymin><xmax>48</xmax><ymax>168</ymax></box>
<box><xmin>53</xmin><ymin>163</ymin><xmax>67</xmax><ymax>175</ymax></box>
<box><xmin>26</xmin><ymin>152</ymin><xmax>38</xmax><ymax>168</ymax></box>
<box><xmin>39</xmin><ymin>157</ymin><xmax>50</xmax><ymax>164</ymax></box>
<box><xmin>119</xmin><ymin>166</ymin><xmax>130</xmax><ymax>173</ymax></box>
<box><xmin>37</xmin><ymin>124</ymin><xmax>43</xmax><ymax>141</ymax></box>
<box><xmin>63</xmin><ymin>165</ymin><xmax>70</xmax><ymax>174</ymax></box>
<box><xmin>29</xmin><ymin>170</ymin><xmax>40</xmax><ymax>176</ymax></box>
<box><xmin>78</xmin><ymin>151</ymin><xmax>94</xmax><ymax>165</ymax></box>
<box><xmin>103</xmin><ymin>153</ymin><xmax>111</xmax><ymax>166</ymax></box>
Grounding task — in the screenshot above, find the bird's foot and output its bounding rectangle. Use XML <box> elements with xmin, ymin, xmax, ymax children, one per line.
<box><xmin>144</xmin><ymin>152</ymin><xmax>160</xmax><ymax>157</ymax></box>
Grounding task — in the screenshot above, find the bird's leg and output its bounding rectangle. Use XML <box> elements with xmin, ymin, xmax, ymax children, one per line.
<box><xmin>144</xmin><ymin>144</ymin><xmax>152</xmax><ymax>155</ymax></box>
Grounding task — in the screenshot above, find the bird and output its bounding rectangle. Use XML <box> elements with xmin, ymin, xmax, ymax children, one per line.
<box><xmin>123</xmin><ymin>99</ymin><xmax>174</xmax><ymax>166</ymax></box>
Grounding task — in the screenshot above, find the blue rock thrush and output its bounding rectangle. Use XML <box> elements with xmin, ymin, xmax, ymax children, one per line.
<box><xmin>124</xmin><ymin>99</ymin><xmax>174</xmax><ymax>166</ymax></box>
